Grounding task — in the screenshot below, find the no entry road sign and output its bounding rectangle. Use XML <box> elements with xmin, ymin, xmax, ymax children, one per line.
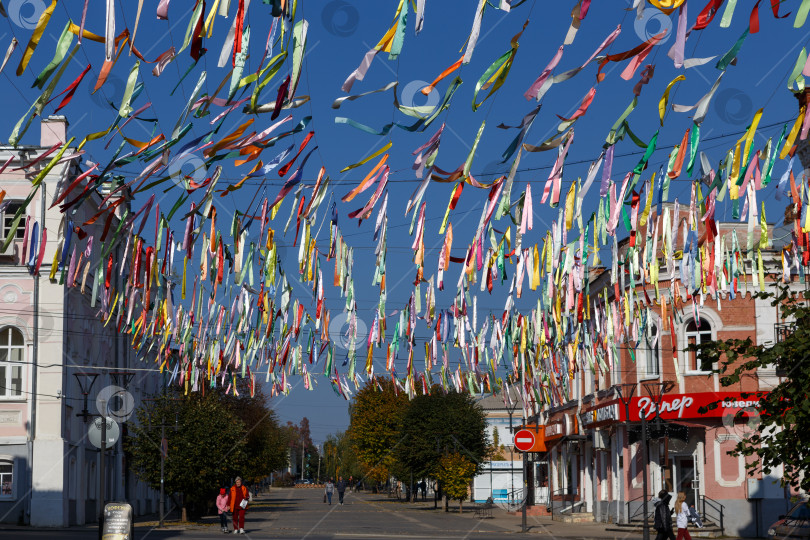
<box><xmin>513</xmin><ymin>429</ymin><xmax>536</xmax><ymax>452</ymax></box>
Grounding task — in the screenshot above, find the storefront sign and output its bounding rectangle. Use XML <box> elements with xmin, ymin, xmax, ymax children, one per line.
<box><xmin>545</xmin><ymin>422</ymin><xmax>563</xmax><ymax>438</ymax></box>
<box><xmin>482</xmin><ymin>460</ymin><xmax>521</xmax><ymax>470</ymax></box>
<box><xmin>578</xmin><ymin>392</ymin><xmax>763</xmax><ymax>428</ymax></box>
<box><xmin>580</xmin><ymin>402</ymin><xmax>620</xmax><ymax>428</ymax></box>
<box><xmin>544</xmin><ymin>415</ymin><xmax>577</xmax><ymax>440</ymax></box>
<box><xmin>630</xmin><ymin>392</ymin><xmax>762</xmax><ymax>421</ymax></box>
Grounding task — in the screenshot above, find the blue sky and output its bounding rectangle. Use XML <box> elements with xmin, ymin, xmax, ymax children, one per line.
<box><xmin>2</xmin><ymin>0</ymin><xmax>808</xmax><ymax>442</ymax></box>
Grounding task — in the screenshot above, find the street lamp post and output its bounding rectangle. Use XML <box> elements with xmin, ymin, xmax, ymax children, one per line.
<box><xmin>505</xmin><ymin>399</ymin><xmax>519</xmax><ymax>507</ymax></box>
<box><xmin>615</xmin><ymin>381</ymin><xmax>674</xmax><ymax>540</ymax></box>
<box><xmin>317</xmin><ymin>444</ymin><xmax>321</xmax><ymax>482</ymax></box>
<box><xmin>301</xmin><ymin>436</ymin><xmax>306</xmax><ymax>481</ymax></box>
<box><xmin>143</xmin><ymin>396</ymin><xmax>180</xmax><ymax>528</ymax></box>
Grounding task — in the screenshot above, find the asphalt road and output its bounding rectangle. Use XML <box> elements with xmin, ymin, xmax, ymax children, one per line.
<box><xmin>4</xmin><ymin>488</ymin><xmax>647</xmax><ymax>539</ymax></box>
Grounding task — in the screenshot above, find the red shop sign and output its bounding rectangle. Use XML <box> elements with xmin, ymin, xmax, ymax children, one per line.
<box><xmin>628</xmin><ymin>392</ymin><xmax>763</xmax><ymax>421</ymax></box>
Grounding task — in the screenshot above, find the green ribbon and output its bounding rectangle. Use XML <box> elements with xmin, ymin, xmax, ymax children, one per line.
<box><xmin>32</xmin><ymin>20</ymin><xmax>72</xmax><ymax>89</ymax></box>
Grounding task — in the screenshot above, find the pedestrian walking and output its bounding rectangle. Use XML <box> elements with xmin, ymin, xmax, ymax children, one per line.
<box><xmin>419</xmin><ymin>480</ymin><xmax>427</xmax><ymax>501</ymax></box>
<box><xmin>654</xmin><ymin>490</ymin><xmax>676</xmax><ymax>540</ymax></box>
<box><xmin>229</xmin><ymin>476</ymin><xmax>251</xmax><ymax>534</ymax></box>
<box><xmin>325</xmin><ymin>478</ymin><xmax>335</xmax><ymax>505</ymax></box>
<box><xmin>216</xmin><ymin>488</ymin><xmax>230</xmax><ymax>533</ymax></box>
<box><xmin>675</xmin><ymin>492</ymin><xmax>692</xmax><ymax>540</ymax></box>
<box><xmin>336</xmin><ymin>476</ymin><xmax>347</xmax><ymax>505</ymax></box>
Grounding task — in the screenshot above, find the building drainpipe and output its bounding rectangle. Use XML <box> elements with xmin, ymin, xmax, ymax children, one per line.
<box><xmin>27</xmin><ymin>151</ymin><xmax>44</xmax><ymax>524</ymax></box>
<box><xmin>114</xmin><ymin>238</ymin><xmax>121</xmax><ymax>504</ymax></box>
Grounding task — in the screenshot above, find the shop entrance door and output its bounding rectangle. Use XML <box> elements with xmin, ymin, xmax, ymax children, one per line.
<box><xmin>534</xmin><ymin>460</ymin><xmax>549</xmax><ymax>506</ymax></box>
<box><xmin>672</xmin><ymin>456</ymin><xmax>698</xmax><ymax>508</ymax></box>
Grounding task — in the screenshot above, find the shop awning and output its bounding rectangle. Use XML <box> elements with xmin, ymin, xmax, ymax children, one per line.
<box><xmin>666</xmin><ymin>420</ymin><xmax>708</xmax><ymax>429</ymax></box>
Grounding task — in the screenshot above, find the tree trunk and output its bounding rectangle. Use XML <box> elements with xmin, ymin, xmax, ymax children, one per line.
<box><xmin>459</xmin><ymin>500</ymin><xmax>463</xmax><ymax>513</ymax></box>
<box><xmin>181</xmin><ymin>506</ymin><xmax>188</xmax><ymax>522</ymax></box>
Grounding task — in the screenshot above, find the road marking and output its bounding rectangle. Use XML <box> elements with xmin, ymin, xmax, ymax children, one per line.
<box><xmin>335</xmin><ymin>535</ymin><xmax>470</xmax><ymax>539</ymax></box>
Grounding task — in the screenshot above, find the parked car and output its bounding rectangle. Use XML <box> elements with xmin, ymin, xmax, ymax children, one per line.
<box><xmin>768</xmin><ymin>500</ymin><xmax>810</xmax><ymax>539</ymax></box>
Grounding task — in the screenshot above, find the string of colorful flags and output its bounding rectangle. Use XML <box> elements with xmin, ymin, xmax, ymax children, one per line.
<box><xmin>1</xmin><ymin>0</ymin><xmax>809</xmax><ymax>417</ymax></box>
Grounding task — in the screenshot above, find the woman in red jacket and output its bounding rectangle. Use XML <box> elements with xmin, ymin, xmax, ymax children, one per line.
<box><xmin>229</xmin><ymin>477</ymin><xmax>250</xmax><ymax>534</ymax></box>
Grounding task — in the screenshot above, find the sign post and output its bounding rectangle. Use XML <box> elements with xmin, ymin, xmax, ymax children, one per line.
<box><xmin>522</xmin><ymin>450</ymin><xmax>527</xmax><ymax>533</ymax></box>
<box><xmin>88</xmin><ymin>407</ymin><xmax>120</xmax><ymax>540</ymax></box>
<box><xmin>513</xmin><ymin>429</ymin><xmax>536</xmax><ymax>533</ymax></box>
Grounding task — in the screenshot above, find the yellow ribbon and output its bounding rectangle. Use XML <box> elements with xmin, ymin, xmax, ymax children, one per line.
<box><xmin>17</xmin><ymin>0</ymin><xmax>58</xmax><ymax>76</ymax></box>
<box><xmin>659</xmin><ymin>75</ymin><xmax>686</xmax><ymax>125</ymax></box>
<box><xmin>340</xmin><ymin>141</ymin><xmax>392</xmax><ymax>173</ymax></box>
<box><xmin>780</xmin><ymin>105</ymin><xmax>806</xmax><ymax>159</ymax></box>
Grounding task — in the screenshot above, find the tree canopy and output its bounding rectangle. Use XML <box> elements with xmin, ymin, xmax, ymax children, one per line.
<box><xmin>348</xmin><ymin>379</ymin><xmax>411</xmax><ymax>484</ymax></box>
<box><xmin>126</xmin><ymin>391</ymin><xmax>247</xmax><ymax>516</ymax></box>
<box><xmin>126</xmin><ymin>385</ymin><xmax>289</xmax><ymax>516</ymax></box>
<box><xmin>322</xmin><ymin>430</ymin><xmax>362</xmax><ymax>481</ymax></box>
<box><xmin>436</xmin><ymin>452</ymin><xmax>478</xmax><ymax>513</ymax></box>
<box><xmin>395</xmin><ymin>386</ymin><xmax>489</xmax><ymax>480</ymax></box>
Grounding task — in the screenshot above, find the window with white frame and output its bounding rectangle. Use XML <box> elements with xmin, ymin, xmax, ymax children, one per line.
<box><xmin>643</xmin><ymin>323</ymin><xmax>660</xmax><ymax>377</ymax></box>
<box><xmin>0</xmin><ymin>327</ymin><xmax>24</xmax><ymax>398</ymax></box>
<box><xmin>1</xmin><ymin>201</ymin><xmax>25</xmax><ymax>241</ymax></box>
<box><xmin>0</xmin><ymin>459</ymin><xmax>12</xmax><ymax>498</ymax></box>
<box><xmin>685</xmin><ymin>318</ymin><xmax>713</xmax><ymax>373</ymax></box>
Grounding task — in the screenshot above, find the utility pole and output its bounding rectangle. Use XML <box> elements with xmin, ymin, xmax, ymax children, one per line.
<box><xmin>160</xmin><ymin>421</ymin><xmax>165</xmax><ymax>528</ymax></box>
<box><xmin>316</xmin><ymin>445</ymin><xmax>321</xmax><ymax>482</ymax></box>
<box><xmin>98</xmin><ymin>400</ymin><xmax>107</xmax><ymax>540</ymax></box>
<box><xmin>301</xmin><ymin>436</ymin><xmax>306</xmax><ymax>481</ymax></box>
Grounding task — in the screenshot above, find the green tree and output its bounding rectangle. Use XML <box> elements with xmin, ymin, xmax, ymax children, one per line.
<box><xmin>323</xmin><ymin>431</ymin><xmax>362</xmax><ymax>482</ymax></box>
<box><xmin>218</xmin><ymin>381</ymin><xmax>288</xmax><ymax>482</ymax></box>
<box><xmin>395</xmin><ymin>387</ymin><xmax>488</xmax><ymax>489</ymax></box>
<box><xmin>488</xmin><ymin>428</ymin><xmax>506</xmax><ymax>461</ymax></box>
<box><xmin>348</xmin><ymin>379</ymin><xmax>410</xmax><ymax>485</ymax></box>
<box><xmin>126</xmin><ymin>390</ymin><xmax>247</xmax><ymax>518</ymax></box>
<box><xmin>282</xmin><ymin>417</ymin><xmax>316</xmax><ymax>479</ymax></box>
<box><xmin>695</xmin><ymin>285</ymin><xmax>810</xmax><ymax>492</ymax></box>
<box><xmin>436</xmin><ymin>452</ymin><xmax>477</xmax><ymax>513</ymax></box>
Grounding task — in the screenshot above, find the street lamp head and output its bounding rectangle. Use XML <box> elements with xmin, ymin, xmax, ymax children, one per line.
<box><xmin>642</xmin><ymin>380</ymin><xmax>675</xmax><ymax>407</ymax></box>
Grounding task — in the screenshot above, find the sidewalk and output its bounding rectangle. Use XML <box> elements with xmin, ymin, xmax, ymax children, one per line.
<box><xmin>349</xmin><ymin>491</ymin><xmax>644</xmax><ymax>538</ymax></box>
<box><xmin>0</xmin><ymin>495</ymin><xmax>218</xmax><ymax>534</ymax></box>
<box><xmin>350</xmin><ymin>491</ymin><xmax>755</xmax><ymax>539</ymax></box>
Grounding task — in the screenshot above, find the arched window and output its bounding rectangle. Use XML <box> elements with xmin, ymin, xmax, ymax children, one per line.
<box><xmin>0</xmin><ymin>459</ymin><xmax>13</xmax><ymax>498</ymax></box>
<box><xmin>0</xmin><ymin>327</ymin><xmax>24</xmax><ymax>397</ymax></box>
<box><xmin>643</xmin><ymin>324</ymin><xmax>660</xmax><ymax>377</ymax></box>
<box><xmin>685</xmin><ymin>318</ymin><xmax>713</xmax><ymax>373</ymax></box>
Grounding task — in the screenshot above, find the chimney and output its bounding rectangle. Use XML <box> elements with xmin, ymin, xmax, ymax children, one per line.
<box><xmin>40</xmin><ymin>115</ymin><xmax>68</xmax><ymax>147</ymax></box>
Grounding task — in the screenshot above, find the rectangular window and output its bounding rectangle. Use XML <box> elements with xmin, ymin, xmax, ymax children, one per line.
<box><xmin>0</xmin><ymin>461</ymin><xmax>12</xmax><ymax>498</ymax></box>
<box><xmin>0</xmin><ymin>328</ymin><xmax>24</xmax><ymax>398</ymax></box>
<box><xmin>644</xmin><ymin>325</ymin><xmax>660</xmax><ymax>378</ymax></box>
<box><xmin>1</xmin><ymin>202</ymin><xmax>25</xmax><ymax>241</ymax></box>
<box><xmin>685</xmin><ymin>319</ymin><xmax>713</xmax><ymax>373</ymax></box>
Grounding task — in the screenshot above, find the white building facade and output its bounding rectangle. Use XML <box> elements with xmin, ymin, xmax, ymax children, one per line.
<box><xmin>0</xmin><ymin>117</ymin><xmax>159</xmax><ymax>526</ymax></box>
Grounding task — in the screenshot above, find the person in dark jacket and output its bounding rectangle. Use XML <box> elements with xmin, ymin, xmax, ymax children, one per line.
<box><xmin>654</xmin><ymin>490</ymin><xmax>676</xmax><ymax>540</ymax></box>
<box><xmin>336</xmin><ymin>476</ymin><xmax>348</xmax><ymax>505</ymax></box>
